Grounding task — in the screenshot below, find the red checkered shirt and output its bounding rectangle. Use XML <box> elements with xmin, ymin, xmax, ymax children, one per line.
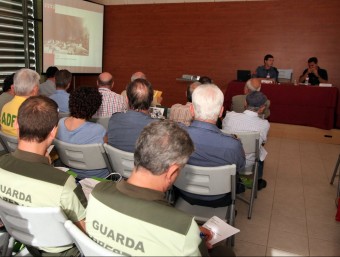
<box><xmin>95</xmin><ymin>88</ymin><xmax>127</xmax><ymax>117</ymax></box>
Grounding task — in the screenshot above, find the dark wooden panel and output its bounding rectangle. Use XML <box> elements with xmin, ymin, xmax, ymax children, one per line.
<box><xmin>76</xmin><ymin>0</ymin><xmax>340</xmax><ymax>107</ymax></box>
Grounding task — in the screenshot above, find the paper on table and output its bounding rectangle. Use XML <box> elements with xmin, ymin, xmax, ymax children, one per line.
<box><xmin>202</xmin><ymin>216</ymin><xmax>240</xmax><ymax>245</ymax></box>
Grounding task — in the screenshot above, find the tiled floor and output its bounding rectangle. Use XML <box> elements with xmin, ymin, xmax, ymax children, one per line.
<box><xmin>233</xmin><ymin>123</ymin><xmax>340</xmax><ymax>256</ymax></box>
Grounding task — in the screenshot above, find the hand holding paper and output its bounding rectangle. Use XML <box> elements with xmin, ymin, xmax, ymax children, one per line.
<box><xmin>202</xmin><ymin>216</ymin><xmax>240</xmax><ymax>245</ymax></box>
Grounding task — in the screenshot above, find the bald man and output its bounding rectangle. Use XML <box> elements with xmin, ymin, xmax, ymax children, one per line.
<box><xmin>121</xmin><ymin>71</ymin><xmax>147</xmax><ymax>104</ymax></box>
<box><xmin>131</xmin><ymin>71</ymin><xmax>146</xmax><ymax>82</ymax></box>
<box><xmin>231</xmin><ymin>78</ymin><xmax>271</xmax><ymax>119</ymax></box>
<box><xmin>170</xmin><ymin>81</ymin><xmax>201</xmax><ymax>126</ymax></box>
<box><xmin>94</xmin><ymin>72</ymin><xmax>127</xmax><ymax>117</ymax></box>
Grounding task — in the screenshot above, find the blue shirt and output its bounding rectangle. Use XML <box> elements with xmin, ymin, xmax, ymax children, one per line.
<box><xmin>107</xmin><ymin>110</ymin><xmax>155</xmax><ymax>153</ymax></box>
<box><xmin>187</xmin><ymin>120</ymin><xmax>245</xmax><ymax>172</ymax></box>
<box><xmin>57</xmin><ymin>118</ymin><xmax>109</xmax><ymax>179</ymax></box>
<box><xmin>49</xmin><ymin>90</ymin><xmax>70</xmax><ymax>113</ymax></box>
<box><xmin>180</xmin><ymin>120</ymin><xmax>246</xmax><ymax>203</ymax></box>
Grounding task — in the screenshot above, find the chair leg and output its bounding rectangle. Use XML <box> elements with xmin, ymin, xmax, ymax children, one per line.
<box><xmin>4</xmin><ymin>236</ymin><xmax>15</xmax><ymax>257</ymax></box>
<box><xmin>330</xmin><ymin>154</ymin><xmax>340</xmax><ymax>185</ymax></box>
<box><xmin>247</xmin><ymin>162</ymin><xmax>259</xmax><ymax>219</ymax></box>
<box><xmin>225</xmin><ymin>203</ymin><xmax>236</xmax><ymax>247</ymax></box>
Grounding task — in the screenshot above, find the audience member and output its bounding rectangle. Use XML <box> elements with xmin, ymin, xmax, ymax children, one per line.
<box><xmin>57</xmin><ymin>87</ymin><xmax>109</xmax><ymax>179</ymax></box>
<box><xmin>169</xmin><ymin>81</ymin><xmax>200</xmax><ymax>126</ymax></box>
<box><xmin>87</xmin><ymin>120</ymin><xmax>235</xmax><ymax>256</ymax></box>
<box><xmin>298</xmin><ymin>57</ymin><xmax>328</xmax><ymax>85</ymax></box>
<box><xmin>108</xmin><ymin>78</ymin><xmax>155</xmax><ymax>152</ymax></box>
<box><xmin>39</xmin><ymin>66</ymin><xmax>59</xmax><ymax>96</ymax></box>
<box><xmin>121</xmin><ymin>71</ymin><xmax>147</xmax><ymax>101</ymax></box>
<box><xmin>0</xmin><ymin>73</ymin><xmax>15</xmax><ymax>112</ymax></box>
<box><xmin>180</xmin><ymin>84</ymin><xmax>245</xmax><ymax>207</ymax></box>
<box><xmin>1</xmin><ymin>68</ymin><xmax>39</xmax><ymax>136</ymax></box>
<box><xmin>232</xmin><ymin>78</ymin><xmax>271</xmax><ymax>118</ymax></box>
<box><xmin>49</xmin><ymin>69</ymin><xmax>71</xmax><ymax>113</ymax></box>
<box><xmin>199</xmin><ymin>76</ymin><xmax>212</xmax><ymax>84</ymax></box>
<box><xmin>131</xmin><ymin>71</ymin><xmax>146</xmax><ymax>81</ymax></box>
<box><xmin>94</xmin><ymin>72</ymin><xmax>126</xmax><ymax>117</ymax></box>
<box><xmin>223</xmin><ymin>91</ymin><xmax>270</xmax><ymax>190</ymax></box>
<box><xmin>0</xmin><ymin>96</ymin><xmax>86</xmax><ymax>256</ymax></box>
<box><xmin>254</xmin><ymin>54</ymin><xmax>278</xmax><ymax>82</ymax></box>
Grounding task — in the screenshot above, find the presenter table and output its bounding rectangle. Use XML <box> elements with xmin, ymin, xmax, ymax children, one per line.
<box><xmin>223</xmin><ymin>81</ymin><xmax>338</xmax><ymax>130</ymax></box>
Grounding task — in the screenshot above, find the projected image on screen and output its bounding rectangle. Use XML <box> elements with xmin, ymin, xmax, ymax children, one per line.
<box><xmin>44</xmin><ymin>14</ymin><xmax>89</xmax><ymax>56</ymax></box>
<box><xmin>43</xmin><ymin>0</ymin><xmax>103</xmax><ymax>74</ymax></box>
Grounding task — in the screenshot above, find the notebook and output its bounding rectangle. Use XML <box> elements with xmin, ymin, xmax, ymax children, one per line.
<box><xmin>237</xmin><ymin>70</ymin><xmax>251</xmax><ymax>82</ymax></box>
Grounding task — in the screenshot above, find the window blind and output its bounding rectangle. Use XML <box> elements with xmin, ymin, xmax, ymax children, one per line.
<box><xmin>0</xmin><ymin>0</ymin><xmax>38</xmax><ymax>91</ymax></box>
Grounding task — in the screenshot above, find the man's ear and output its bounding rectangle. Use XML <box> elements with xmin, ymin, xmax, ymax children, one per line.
<box><xmin>32</xmin><ymin>85</ymin><xmax>39</xmax><ymax>96</ymax></box>
<box><xmin>189</xmin><ymin>103</ymin><xmax>195</xmax><ymax>117</ymax></box>
<box><xmin>165</xmin><ymin>164</ymin><xmax>180</xmax><ymax>185</ymax></box>
<box><xmin>49</xmin><ymin>126</ymin><xmax>58</xmax><ymax>140</ymax></box>
<box><xmin>258</xmin><ymin>105</ymin><xmax>265</xmax><ymax>114</ymax></box>
<box><xmin>219</xmin><ymin>106</ymin><xmax>224</xmax><ymax>118</ymax></box>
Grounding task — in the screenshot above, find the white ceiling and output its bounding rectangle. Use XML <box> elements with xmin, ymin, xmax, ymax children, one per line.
<box><xmin>87</xmin><ymin>0</ymin><xmax>266</xmax><ymax>5</ymax></box>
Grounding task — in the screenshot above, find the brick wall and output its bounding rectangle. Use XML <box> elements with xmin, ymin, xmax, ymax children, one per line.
<box><xmin>76</xmin><ymin>0</ymin><xmax>340</xmax><ymax>107</ymax></box>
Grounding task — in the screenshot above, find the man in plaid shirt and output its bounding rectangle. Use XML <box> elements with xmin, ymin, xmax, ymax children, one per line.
<box><xmin>94</xmin><ymin>72</ymin><xmax>127</xmax><ymax>117</ymax></box>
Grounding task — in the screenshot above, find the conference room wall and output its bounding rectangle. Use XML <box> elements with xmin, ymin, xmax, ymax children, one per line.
<box><xmin>76</xmin><ymin>0</ymin><xmax>340</xmax><ymax>107</ymax></box>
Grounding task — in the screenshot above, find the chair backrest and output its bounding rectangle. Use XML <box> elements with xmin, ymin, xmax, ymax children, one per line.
<box><xmin>103</xmin><ymin>143</ymin><xmax>134</xmax><ymax>178</ymax></box>
<box><xmin>53</xmin><ymin>139</ymin><xmax>111</xmax><ymax>171</ymax></box>
<box><xmin>58</xmin><ymin>112</ymin><xmax>70</xmax><ymax>119</ymax></box>
<box><xmin>0</xmin><ymin>130</ymin><xmax>18</xmax><ymax>153</ymax></box>
<box><xmin>221</xmin><ymin>130</ymin><xmax>260</xmax><ymax>157</ymax></box>
<box><xmin>277</xmin><ymin>68</ymin><xmax>293</xmax><ymax>83</ymax></box>
<box><xmin>89</xmin><ymin>116</ymin><xmax>110</xmax><ymax>130</ymax></box>
<box><xmin>234</xmin><ymin>131</ymin><xmax>260</xmax><ymax>161</ymax></box>
<box><xmin>174</xmin><ymin>164</ymin><xmax>236</xmax><ymax>195</ymax></box>
<box><xmin>0</xmin><ymin>198</ymin><xmax>72</xmax><ymax>247</ymax></box>
<box><xmin>64</xmin><ymin>220</ymin><xmax>121</xmax><ymax>256</ymax></box>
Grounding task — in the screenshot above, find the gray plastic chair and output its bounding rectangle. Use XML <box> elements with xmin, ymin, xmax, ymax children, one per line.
<box><xmin>64</xmin><ymin>220</ymin><xmax>122</xmax><ymax>256</ymax></box>
<box><xmin>174</xmin><ymin>164</ymin><xmax>237</xmax><ymax>247</ymax></box>
<box><xmin>234</xmin><ymin>131</ymin><xmax>261</xmax><ymax>219</ymax></box>
<box><xmin>0</xmin><ymin>198</ymin><xmax>73</xmax><ymax>256</ymax></box>
<box><xmin>53</xmin><ymin>139</ymin><xmax>112</xmax><ymax>173</ymax></box>
<box><xmin>103</xmin><ymin>143</ymin><xmax>134</xmax><ymax>178</ymax></box>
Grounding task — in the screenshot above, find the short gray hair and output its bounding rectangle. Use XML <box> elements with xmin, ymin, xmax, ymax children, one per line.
<box><xmin>134</xmin><ymin>120</ymin><xmax>194</xmax><ymax>175</ymax></box>
<box><xmin>14</xmin><ymin>68</ymin><xmax>40</xmax><ymax>96</ymax></box>
<box><xmin>192</xmin><ymin>84</ymin><xmax>224</xmax><ymax>121</ymax></box>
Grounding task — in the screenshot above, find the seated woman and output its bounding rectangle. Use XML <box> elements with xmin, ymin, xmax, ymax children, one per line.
<box><xmin>56</xmin><ymin>87</ymin><xmax>109</xmax><ymax>179</ymax></box>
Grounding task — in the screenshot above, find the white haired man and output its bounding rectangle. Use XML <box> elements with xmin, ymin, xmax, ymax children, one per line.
<box><xmin>179</xmin><ymin>84</ymin><xmax>245</xmax><ymax>207</ymax></box>
<box><xmin>1</xmin><ymin>68</ymin><xmax>39</xmax><ymax>136</ymax></box>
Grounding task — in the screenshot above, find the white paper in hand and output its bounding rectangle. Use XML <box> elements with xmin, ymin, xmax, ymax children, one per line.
<box><xmin>202</xmin><ymin>216</ymin><xmax>240</xmax><ymax>245</ymax></box>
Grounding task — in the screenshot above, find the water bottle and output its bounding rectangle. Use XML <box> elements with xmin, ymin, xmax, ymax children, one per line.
<box><xmin>305</xmin><ymin>75</ymin><xmax>309</xmax><ymax>85</ymax></box>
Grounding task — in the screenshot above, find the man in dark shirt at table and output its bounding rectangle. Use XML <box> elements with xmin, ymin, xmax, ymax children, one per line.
<box><xmin>254</xmin><ymin>54</ymin><xmax>278</xmax><ymax>82</ymax></box>
<box><xmin>299</xmin><ymin>57</ymin><xmax>328</xmax><ymax>85</ymax></box>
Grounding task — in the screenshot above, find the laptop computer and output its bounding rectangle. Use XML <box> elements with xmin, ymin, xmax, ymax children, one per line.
<box><xmin>237</xmin><ymin>70</ymin><xmax>251</xmax><ymax>82</ymax></box>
